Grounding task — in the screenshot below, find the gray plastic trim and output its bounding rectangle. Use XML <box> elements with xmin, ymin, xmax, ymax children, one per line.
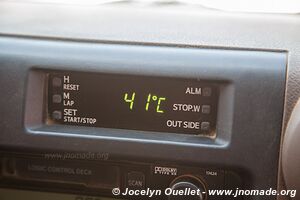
<box><xmin>282</xmin><ymin>99</ymin><xmax>300</xmax><ymax>195</ymax></box>
<box><xmin>0</xmin><ymin>36</ymin><xmax>287</xmax><ymax>199</ymax></box>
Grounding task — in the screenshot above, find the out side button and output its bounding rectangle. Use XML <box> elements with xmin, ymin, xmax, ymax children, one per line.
<box><xmin>126</xmin><ymin>171</ymin><xmax>145</xmax><ymax>189</ymax></box>
<box><xmin>201</xmin><ymin>122</ymin><xmax>210</xmax><ymax>131</ymax></box>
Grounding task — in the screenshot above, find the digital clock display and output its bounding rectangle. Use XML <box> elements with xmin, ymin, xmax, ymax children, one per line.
<box><xmin>47</xmin><ymin>71</ymin><xmax>219</xmax><ymax>136</ymax></box>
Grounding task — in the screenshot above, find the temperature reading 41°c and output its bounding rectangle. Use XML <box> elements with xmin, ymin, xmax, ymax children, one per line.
<box><xmin>123</xmin><ymin>92</ymin><xmax>166</xmax><ymax>113</ymax></box>
<box><xmin>48</xmin><ymin>71</ymin><xmax>218</xmax><ymax>136</ymax></box>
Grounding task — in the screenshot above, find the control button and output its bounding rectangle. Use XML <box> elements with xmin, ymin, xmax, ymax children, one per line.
<box><xmin>52</xmin><ymin>94</ymin><xmax>62</xmax><ymax>103</ymax></box>
<box><xmin>52</xmin><ymin>77</ymin><xmax>62</xmax><ymax>87</ymax></box>
<box><xmin>52</xmin><ymin>111</ymin><xmax>62</xmax><ymax>120</ymax></box>
<box><xmin>126</xmin><ymin>171</ymin><xmax>145</xmax><ymax>189</ymax></box>
<box><xmin>201</xmin><ymin>105</ymin><xmax>211</xmax><ymax>114</ymax></box>
<box><xmin>201</xmin><ymin>122</ymin><xmax>210</xmax><ymax>131</ymax></box>
<box><xmin>169</xmin><ymin>175</ymin><xmax>206</xmax><ymax>200</ymax></box>
<box><xmin>202</xmin><ymin>87</ymin><xmax>212</xmax><ymax>97</ymax></box>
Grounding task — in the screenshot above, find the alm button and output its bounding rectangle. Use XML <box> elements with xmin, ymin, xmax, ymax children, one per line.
<box><xmin>126</xmin><ymin>171</ymin><xmax>145</xmax><ymax>189</ymax></box>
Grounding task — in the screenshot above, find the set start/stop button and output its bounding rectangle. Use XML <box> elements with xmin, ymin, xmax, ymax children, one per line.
<box><xmin>126</xmin><ymin>171</ymin><xmax>145</xmax><ymax>189</ymax></box>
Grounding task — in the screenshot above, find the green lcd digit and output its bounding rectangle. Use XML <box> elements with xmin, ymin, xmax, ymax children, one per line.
<box><xmin>145</xmin><ymin>94</ymin><xmax>151</xmax><ymax>111</ymax></box>
<box><xmin>145</xmin><ymin>93</ymin><xmax>166</xmax><ymax>113</ymax></box>
<box><xmin>156</xmin><ymin>97</ymin><xmax>166</xmax><ymax>113</ymax></box>
<box><xmin>124</xmin><ymin>92</ymin><xmax>135</xmax><ymax>110</ymax></box>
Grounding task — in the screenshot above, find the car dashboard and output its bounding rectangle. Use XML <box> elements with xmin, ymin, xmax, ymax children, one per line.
<box><xmin>0</xmin><ymin>1</ymin><xmax>300</xmax><ymax>200</ymax></box>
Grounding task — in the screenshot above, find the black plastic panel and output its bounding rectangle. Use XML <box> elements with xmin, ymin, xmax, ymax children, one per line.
<box><xmin>0</xmin><ymin>155</ymin><xmax>232</xmax><ymax>199</ymax></box>
<box><xmin>46</xmin><ymin>71</ymin><xmax>219</xmax><ymax>136</ymax></box>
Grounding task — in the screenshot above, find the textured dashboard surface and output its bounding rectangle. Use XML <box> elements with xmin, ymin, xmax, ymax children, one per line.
<box><xmin>0</xmin><ymin>2</ymin><xmax>298</xmax><ymax>120</ymax></box>
<box><xmin>0</xmin><ymin>2</ymin><xmax>299</xmax><ymax>199</ymax></box>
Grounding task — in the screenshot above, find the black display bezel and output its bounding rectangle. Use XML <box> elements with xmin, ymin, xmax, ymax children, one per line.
<box><xmin>46</xmin><ymin>71</ymin><xmax>219</xmax><ymax>137</ymax></box>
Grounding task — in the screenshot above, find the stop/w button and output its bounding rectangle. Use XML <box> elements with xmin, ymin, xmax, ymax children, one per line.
<box><xmin>126</xmin><ymin>171</ymin><xmax>145</xmax><ymax>189</ymax></box>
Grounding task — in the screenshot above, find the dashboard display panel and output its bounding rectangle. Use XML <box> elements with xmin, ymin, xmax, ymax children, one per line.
<box><xmin>47</xmin><ymin>71</ymin><xmax>219</xmax><ymax>136</ymax></box>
